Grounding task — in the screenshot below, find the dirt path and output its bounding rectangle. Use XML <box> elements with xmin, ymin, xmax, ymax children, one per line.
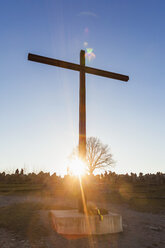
<box><xmin>0</xmin><ymin>195</ymin><xmax>164</xmax><ymax>248</ymax></box>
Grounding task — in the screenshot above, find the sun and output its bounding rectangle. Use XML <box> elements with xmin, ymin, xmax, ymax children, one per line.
<box><xmin>68</xmin><ymin>157</ymin><xmax>86</xmax><ymax>177</ymax></box>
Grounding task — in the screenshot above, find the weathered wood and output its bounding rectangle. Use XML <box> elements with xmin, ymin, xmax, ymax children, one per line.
<box><xmin>28</xmin><ymin>53</ymin><xmax>129</xmax><ymax>82</ymax></box>
<box><xmin>79</xmin><ymin>50</ymin><xmax>86</xmax><ymax>160</ymax></box>
<box><xmin>85</xmin><ymin>66</ymin><xmax>129</xmax><ymax>81</ymax></box>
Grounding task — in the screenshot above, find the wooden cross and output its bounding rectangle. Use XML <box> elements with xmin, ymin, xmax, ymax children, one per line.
<box><xmin>28</xmin><ymin>50</ymin><xmax>129</xmax><ymax>161</ymax></box>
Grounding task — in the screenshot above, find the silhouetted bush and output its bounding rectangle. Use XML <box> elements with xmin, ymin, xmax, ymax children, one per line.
<box><xmin>0</xmin><ymin>170</ymin><xmax>164</xmax><ymax>187</ymax></box>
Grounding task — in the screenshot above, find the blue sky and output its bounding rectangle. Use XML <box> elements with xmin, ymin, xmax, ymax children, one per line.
<box><xmin>0</xmin><ymin>0</ymin><xmax>165</xmax><ymax>175</ymax></box>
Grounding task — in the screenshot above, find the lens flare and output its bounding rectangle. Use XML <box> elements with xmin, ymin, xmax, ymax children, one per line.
<box><xmin>68</xmin><ymin>157</ymin><xmax>86</xmax><ymax>177</ymax></box>
<box><xmin>87</xmin><ymin>48</ymin><xmax>93</xmax><ymax>53</ymax></box>
<box><xmin>85</xmin><ymin>48</ymin><xmax>96</xmax><ymax>62</ymax></box>
<box><xmin>84</xmin><ymin>27</ymin><xmax>89</xmax><ymax>33</ymax></box>
<box><xmin>84</xmin><ymin>41</ymin><xmax>88</xmax><ymax>47</ymax></box>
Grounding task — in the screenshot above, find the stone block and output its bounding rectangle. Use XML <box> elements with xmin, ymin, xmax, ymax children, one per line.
<box><xmin>50</xmin><ymin>209</ymin><xmax>123</xmax><ymax>235</ymax></box>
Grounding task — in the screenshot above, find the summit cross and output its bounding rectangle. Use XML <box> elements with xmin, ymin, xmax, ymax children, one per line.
<box><xmin>28</xmin><ymin>50</ymin><xmax>129</xmax><ymax>161</ymax></box>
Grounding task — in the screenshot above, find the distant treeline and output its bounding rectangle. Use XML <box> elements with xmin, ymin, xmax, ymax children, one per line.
<box><xmin>0</xmin><ymin>169</ymin><xmax>164</xmax><ymax>186</ymax></box>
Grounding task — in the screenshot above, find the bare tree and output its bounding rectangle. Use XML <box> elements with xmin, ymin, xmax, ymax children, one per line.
<box><xmin>70</xmin><ymin>137</ymin><xmax>115</xmax><ymax>175</ymax></box>
<box><xmin>86</xmin><ymin>137</ymin><xmax>114</xmax><ymax>175</ymax></box>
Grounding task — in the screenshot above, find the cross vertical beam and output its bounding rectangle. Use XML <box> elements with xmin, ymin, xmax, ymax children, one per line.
<box><xmin>79</xmin><ymin>50</ymin><xmax>86</xmax><ymax>161</ymax></box>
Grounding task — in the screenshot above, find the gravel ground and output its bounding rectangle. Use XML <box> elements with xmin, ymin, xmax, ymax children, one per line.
<box><xmin>0</xmin><ymin>195</ymin><xmax>164</xmax><ymax>248</ymax></box>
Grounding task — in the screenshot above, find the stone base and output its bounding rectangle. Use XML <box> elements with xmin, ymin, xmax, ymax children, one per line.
<box><xmin>50</xmin><ymin>209</ymin><xmax>123</xmax><ymax>235</ymax></box>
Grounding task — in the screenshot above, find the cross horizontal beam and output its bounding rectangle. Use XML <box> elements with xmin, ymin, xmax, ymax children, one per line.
<box><xmin>28</xmin><ymin>53</ymin><xmax>129</xmax><ymax>82</ymax></box>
